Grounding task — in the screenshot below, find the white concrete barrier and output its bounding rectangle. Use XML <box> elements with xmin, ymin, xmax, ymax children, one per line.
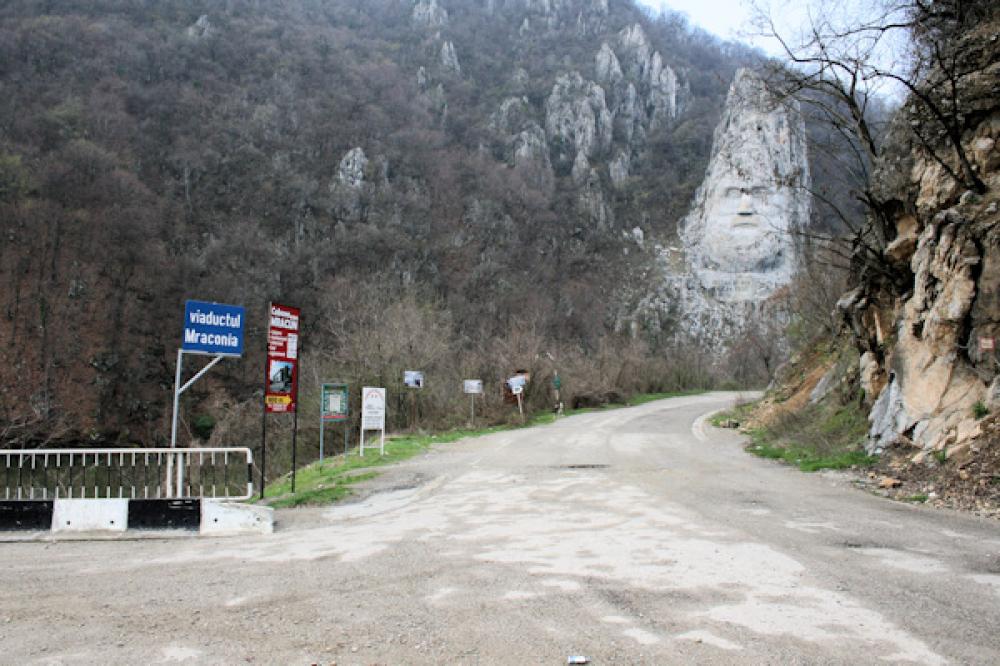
<box><xmin>52</xmin><ymin>499</ymin><xmax>129</xmax><ymax>533</ymax></box>
<box><xmin>200</xmin><ymin>500</ymin><xmax>273</xmax><ymax>536</ymax></box>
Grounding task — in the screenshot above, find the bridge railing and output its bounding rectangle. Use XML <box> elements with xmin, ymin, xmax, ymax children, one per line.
<box><xmin>0</xmin><ymin>447</ymin><xmax>253</xmax><ymax>501</ymax></box>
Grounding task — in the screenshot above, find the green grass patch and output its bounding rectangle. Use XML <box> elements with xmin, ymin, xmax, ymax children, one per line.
<box><xmin>709</xmin><ymin>399</ymin><xmax>758</xmax><ymax>427</ymax></box>
<box><xmin>263</xmin><ymin>425</ymin><xmax>506</xmax><ymax>508</ymax></box>
<box><xmin>742</xmin><ymin>400</ymin><xmax>878</xmax><ymax>473</ymax></box>
<box><xmin>902</xmin><ymin>494</ymin><xmax>929</xmax><ymax>503</ymax></box>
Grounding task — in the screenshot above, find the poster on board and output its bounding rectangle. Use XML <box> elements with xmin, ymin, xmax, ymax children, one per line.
<box><xmin>265</xmin><ymin>303</ymin><xmax>301</xmax><ymax>413</ymax></box>
<box><xmin>404</xmin><ymin>370</ymin><xmax>425</xmax><ymax>388</ymax></box>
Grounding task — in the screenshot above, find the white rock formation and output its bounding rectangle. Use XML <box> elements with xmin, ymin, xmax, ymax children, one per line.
<box><xmin>440</xmin><ymin>41</ymin><xmax>461</xmax><ymax>74</ymax></box>
<box><xmin>336</xmin><ymin>147</ymin><xmax>368</xmax><ymax>189</ymax></box>
<box><xmin>490</xmin><ymin>97</ymin><xmax>552</xmax><ymax>180</ymax></box>
<box><xmin>186</xmin><ymin>14</ymin><xmax>216</xmax><ymax>39</ymax></box>
<box><xmin>680</xmin><ymin>68</ymin><xmax>810</xmax><ymax>303</ymax></box>
<box><xmin>544</xmin><ymin>72</ymin><xmax>613</xmax><ymax>167</ymax></box>
<box><xmin>595</xmin><ymin>42</ymin><xmax>623</xmax><ymax>84</ymax></box>
<box><xmin>609</xmin><ymin>150</ymin><xmax>630</xmax><ymax>188</ymax></box>
<box><xmin>412</xmin><ymin>0</ymin><xmax>449</xmax><ymax>29</ymax></box>
<box><xmin>627</xmin><ymin>69</ymin><xmax>810</xmax><ymax>351</ymax></box>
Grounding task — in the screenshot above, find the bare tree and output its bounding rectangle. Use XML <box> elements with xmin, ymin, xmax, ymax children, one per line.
<box><xmin>749</xmin><ymin>0</ymin><xmax>996</xmax><ymax>283</ymax></box>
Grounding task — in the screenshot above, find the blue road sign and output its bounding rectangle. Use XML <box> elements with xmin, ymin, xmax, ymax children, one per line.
<box><xmin>182</xmin><ymin>300</ymin><xmax>245</xmax><ymax>356</ymax></box>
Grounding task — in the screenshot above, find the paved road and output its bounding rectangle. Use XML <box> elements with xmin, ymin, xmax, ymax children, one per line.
<box><xmin>2</xmin><ymin>392</ymin><xmax>999</xmax><ymax>664</ymax></box>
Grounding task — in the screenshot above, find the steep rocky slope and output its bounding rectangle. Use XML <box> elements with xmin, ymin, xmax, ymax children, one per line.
<box><xmin>756</xmin><ymin>11</ymin><xmax>1000</xmax><ymax>515</ymax></box>
<box><xmin>0</xmin><ymin>0</ymin><xmax>760</xmax><ymax>443</ymax></box>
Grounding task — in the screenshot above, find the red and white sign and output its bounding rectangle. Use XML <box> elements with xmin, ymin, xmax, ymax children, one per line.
<box><xmin>265</xmin><ymin>303</ymin><xmax>301</xmax><ymax>413</ymax></box>
<box><xmin>981</xmin><ymin>337</ymin><xmax>996</xmax><ymax>352</ymax></box>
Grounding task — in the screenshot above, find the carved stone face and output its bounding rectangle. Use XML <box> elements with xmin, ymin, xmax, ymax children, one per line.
<box><xmin>680</xmin><ymin>69</ymin><xmax>810</xmax><ymax>303</ymax></box>
<box><xmin>698</xmin><ymin>172</ymin><xmax>791</xmax><ymax>274</ymax></box>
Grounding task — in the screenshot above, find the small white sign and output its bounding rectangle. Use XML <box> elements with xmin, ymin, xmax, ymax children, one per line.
<box><xmin>511</xmin><ymin>385</ymin><xmax>523</xmax><ymax>396</ymax></box>
<box><xmin>463</xmin><ymin>380</ymin><xmax>483</xmax><ymax>394</ymax></box>
<box><xmin>981</xmin><ymin>337</ymin><xmax>996</xmax><ymax>352</ymax></box>
<box><xmin>404</xmin><ymin>370</ymin><xmax>424</xmax><ymax>388</ymax></box>
<box><xmin>361</xmin><ymin>387</ymin><xmax>386</xmax><ymax>430</ymax></box>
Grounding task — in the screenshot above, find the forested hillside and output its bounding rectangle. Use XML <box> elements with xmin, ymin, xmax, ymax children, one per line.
<box><xmin>0</xmin><ymin>0</ymin><xmax>762</xmax><ymax>446</ymax></box>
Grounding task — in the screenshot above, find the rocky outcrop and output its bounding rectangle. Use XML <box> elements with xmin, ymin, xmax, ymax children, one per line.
<box><xmin>836</xmin><ymin>48</ymin><xmax>1000</xmax><ymax>461</ymax></box>
<box><xmin>595</xmin><ymin>42</ymin><xmax>623</xmax><ymax>85</ymax></box>
<box><xmin>682</xmin><ymin>70</ymin><xmax>810</xmax><ymax>303</ymax></box>
<box><xmin>336</xmin><ymin>147</ymin><xmax>368</xmax><ymax>190</ymax></box>
<box><xmin>440</xmin><ymin>41</ymin><xmax>461</xmax><ymax>75</ymax></box>
<box><xmin>490</xmin><ymin>97</ymin><xmax>553</xmax><ymax>182</ymax></box>
<box><xmin>329</xmin><ymin>147</ymin><xmax>370</xmax><ymax>219</ymax></box>
<box><xmin>544</xmin><ymin>72</ymin><xmax>613</xmax><ymax>170</ymax></box>
<box><xmin>186</xmin><ymin>14</ymin><xmax>216</xmax><ymax>39</ymax></box>
<box><xmin>626</xmin><ymin>68</ymin><xmax>809</xmax><ymax>357</ymax></box>
<box><xmin>681</xmin><ymin>68</ymin><xmax>810</xmax><ymax>303</ymax></box>
<box><xmin>412</xmin><ymin>0</ymin><xmax>449</xmax><ymax>29</ymax></box>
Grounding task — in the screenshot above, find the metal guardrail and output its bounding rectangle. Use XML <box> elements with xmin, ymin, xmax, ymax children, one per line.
<box><xmin>1</xmin><ymin>448</ymin><xmax>253</xmax><ymax>501</ymax></box>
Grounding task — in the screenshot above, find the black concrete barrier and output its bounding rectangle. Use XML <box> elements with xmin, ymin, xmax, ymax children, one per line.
<box><xmin>0</xmin><ymin>500</ymin><xmax>54</xmax><ymax>530</ymax></box>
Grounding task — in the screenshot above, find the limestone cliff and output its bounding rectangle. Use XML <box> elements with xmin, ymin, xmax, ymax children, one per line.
<box><xmin>629</xmin><ymin>69</ymin><xmax>811</xmax><ymax>353</ymax></box>
<box><xmin>843</xmin><ymin>110</ymin><xmax>1000</xmax><ymax>463</ymax></box>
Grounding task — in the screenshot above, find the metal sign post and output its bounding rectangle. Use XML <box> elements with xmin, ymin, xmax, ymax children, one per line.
<box><xmin>463</xmin><ymin>380</ymin><xmax>483</xmax><ymax>426</ymax></box>
<box><xmin>360</xmin><ymin>387</ymin><xmax>387</xmax><ymax>456</ymax></box>
<box><xmin>320</xmin><ymin>382</ymin><xmax>350</xmax><ymax>461</ymax></box>
<box><xmin>404</xmin><ymin>371</ymin><xmax>424</xmax><ymax>429</ymax></box>
<box><xmin>261</xmin><ymin>302</ymin><xmax>302</xmax><ymax>494</ymax></box>
<box><xmin>170</xmin><ymin>300</ymin><xmax>245</xmax><ymax>497</ymax></box>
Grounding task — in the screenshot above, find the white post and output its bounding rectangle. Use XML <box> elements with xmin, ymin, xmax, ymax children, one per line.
<box><xmin>170</xmin><ymin>349</ymin><xmax>184</xmax><ymax>448</ymax></box>
<box><xmin>167</xmin><ymin>349</ymin><xmax>184</xmax><ymax>496</ymax></box>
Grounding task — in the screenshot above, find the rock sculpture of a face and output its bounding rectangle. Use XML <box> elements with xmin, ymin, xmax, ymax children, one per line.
<box><xmin>682</xmin><ymin>69</ymin><xmax>810</xmax><ymax>303</ymax></box>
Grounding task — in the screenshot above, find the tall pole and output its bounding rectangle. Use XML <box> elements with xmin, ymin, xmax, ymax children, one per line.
<box><xmin>170</xmin><ymin>349</ymin><xmax>184</xmax><ymax>448</ymax></box>
<box><xmin>260</xmin><ymin>301</ymin><xmax>270</xmax><ymax>501</ymax></box>
<box><xmin>167</xmin><ymin>349</ymin><xmax>184</xmax><ymax>497</ymax></box>
<box><xmin>259</xmin><ymin>398</ymin><xmax>267</xmax><ymax>500</ymax></box>
<box><xmin>291</xmin><ymin>403</ymin><xmax>299</xmax><ymax>493</ymax></box>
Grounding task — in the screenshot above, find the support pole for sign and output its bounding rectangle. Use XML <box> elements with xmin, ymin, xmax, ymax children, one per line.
<box><xmin>260</xmin><ymin>398</ymin><xmax>267</xmax><ymax>501</ymax></box>
<box><xmin>516</xmin><ymin>392</ymin><xmax>524</xmax><ymax>423</ymax></box>
<box><xmin>261</xmin><ymin>301</ymin><xmax>270</xmax><ymax>501</ymax></box>
<box><xmin>470</xmin><ymin>394</ymin><xmax>475</xmax><ymax>426</ymax></box>
<box><xmin>168</xmin><ymin>349</ymin><xmax>225</xmax><ymax>497</ymax></box>
<box><xmin>319</xmin><ymin>415</ymin><xmax>325</xmax><ymax>462</ymax></box>
<box><xmin>291</xmin><ymin>403</ymin><xmax>299</xmax><ymax>493</ymax></box>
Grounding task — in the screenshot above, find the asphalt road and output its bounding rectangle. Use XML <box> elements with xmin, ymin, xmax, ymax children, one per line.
<box><xmin>2</xmin><ymin>392</ymin><xmax>999</xmax><ymax>665</ymax></box>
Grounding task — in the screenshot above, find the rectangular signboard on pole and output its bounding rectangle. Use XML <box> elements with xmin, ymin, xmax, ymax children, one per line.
<box><xmin>265</xmin><ymin>303</ymin><xmax>301</xmax><ymax>414</ymax></box>
<box><xmin>403</xmin><ymin>370</ymin><xmax>425</xmax><ymax>388</ymax></box>
<box><xmin>463</xmin><ymin>380</ymin><xmax>483</xmax><ymax>394</ymax></box>
<box><xmin>360</xmin><ymin>387</ymin><xmax>386</xmax><ymax>456</ymax></box>
<box><xmin>321</xmin><ymin>384</ymin><xmax>349</xmax><ymax>421</ymax></box>
<box><xmin>320</xmin><ymin>382</ymin><xmax>349</xmax><ymax>461</ymax></box>
<box><xmin>182</xmin><ymin>300</ymin><xmax>245</xmax><ymax>356</ymax></box>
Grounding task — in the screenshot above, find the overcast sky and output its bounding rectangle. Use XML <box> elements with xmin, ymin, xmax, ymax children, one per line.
<box><xmin>635</xmin><ymin>0</ymin><xmax>755</xmax><ymax>42</ymax></box>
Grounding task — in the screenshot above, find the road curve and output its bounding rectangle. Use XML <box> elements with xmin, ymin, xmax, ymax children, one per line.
<box><xmin>1</xmin><ymin>392</ymin><xmax>998</xmax><ymax>664</ymax></box>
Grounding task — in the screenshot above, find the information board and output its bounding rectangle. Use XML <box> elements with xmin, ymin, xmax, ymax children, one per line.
<box><xmin>404</xmin><ymin>370</ymin><xmax>425</xmax><ymax>388</ymax></box>
<box><xmin>321</xmin><ymin>383</ymin><xmax>349</xmax><ymax>421</ymax></box>
<box><xmin>265</xmin><ymin>303</ymin><xmax>301</xmax><ymax>413</ymax></box>
<box><xmin>463</xmin><ymin>380</ymin><xmax>483</xmax><ymax>394</ymax></box>
<box><xmin>181</xmin><ymin>300</ymin><xmax>245</xmax><ymax>357</ymax></box>
<box><xmin>361</xmin><ymin>387</ymin><xmax>386</xmax><ymax>430</ymax></box>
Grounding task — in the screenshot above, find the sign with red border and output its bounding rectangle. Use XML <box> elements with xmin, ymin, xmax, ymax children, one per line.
<box><xmin>265</xmin><ymin>303</ymin><xmax>301</xmax><ymax>413</ymax></box>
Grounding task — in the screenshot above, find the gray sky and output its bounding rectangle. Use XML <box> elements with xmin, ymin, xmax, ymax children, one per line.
<box><xmin>635</xmin><ymin>0</ymin><xmax>753</xmax><ymax>41</ymax></box>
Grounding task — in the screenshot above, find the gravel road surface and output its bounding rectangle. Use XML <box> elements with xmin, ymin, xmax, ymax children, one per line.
<box><xmin>2</xmin><ymin>392</ymin><xmax>999</xmax><ymax>665</ymax></box>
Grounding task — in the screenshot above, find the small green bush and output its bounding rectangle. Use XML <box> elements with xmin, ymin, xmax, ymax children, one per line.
<box><xmin>972</xmin><ymin>401</ymin><xmax>988</xmax><ymax>419</ymax></box>
<box><xmin>192</xmin><ymin>413</ymin><xmax>216</xmax><ymax>440</ymax></box>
